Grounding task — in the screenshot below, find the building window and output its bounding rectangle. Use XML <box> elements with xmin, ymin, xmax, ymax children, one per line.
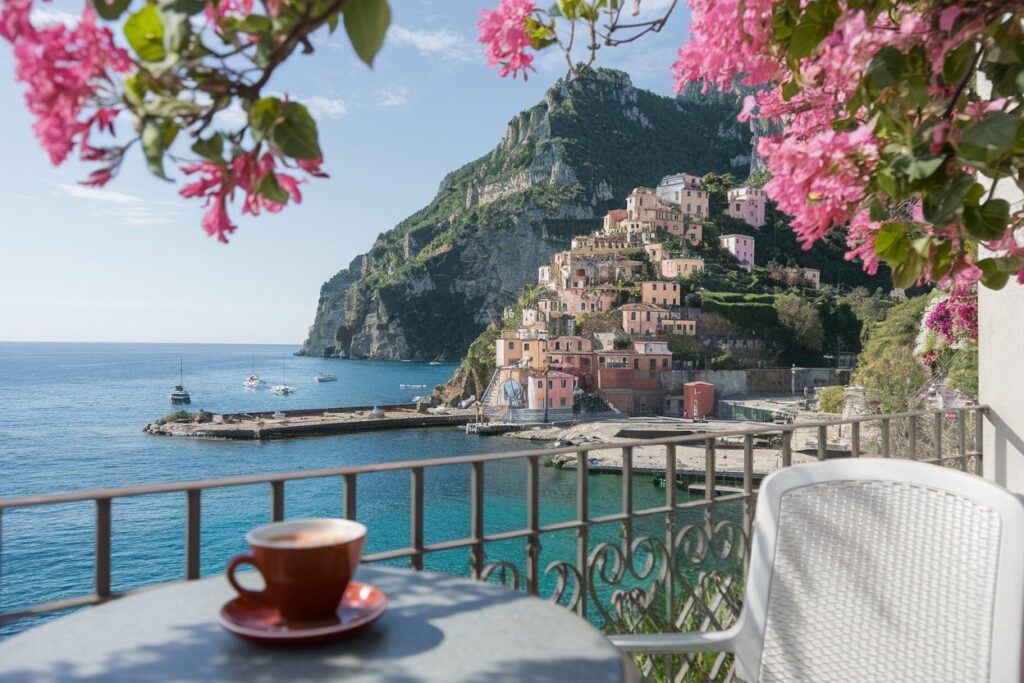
<box><xmin>559</xmin><ymin>397</ymin><xmax>567</xmax><ymax>406</ymax></box>
<box><xmin>560</xmin><ymin>380</ymin><xmax>567</xmax><ymax>388</ymax></box>
<box><xmin>547</xmin><ymin>398</ymin><xmax>553</xmax><ymax>407</ymax></box>
<box><xmin>634</xmin><ymin>359</ymin><xmax>640</xmax><ymax>369</ymax></box>
<box><xmin>537</xmin><ymin>380</ymin><xmax>543</xmax><ymax>388</ymax></box>
<box><xmin>547</xmin><ymin>380</ymin><xmax>553</xmax><ymax>389</ymax></box>
<box><xmin>508</xmin><ymin>342</ymin><xmax>514</xmax><ymax>350</ymax></box>
<box><xmin>524</xmin><ymin>343</ymin><xmax>530</xmax><ymax>351</ymax></box>
<box><xmin>662</xmin><ymin>358</ymin><xmax>668</xmax><ymax>367</ymax></box>
<box><xmin>650</xmin><ymin>359</ymin><xmax>656</xmax><ymax>369</ymax></box>
<box><xmin>630</xmin><ymin>312</ymin><xmax>637</xmax><ymax>321</ymax></box>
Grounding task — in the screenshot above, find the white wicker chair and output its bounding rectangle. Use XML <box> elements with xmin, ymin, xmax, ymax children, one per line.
<box><xmin>610</xmin><ymin>458</ymin><xmax>1024</xmax><ymax>682</ymax></box>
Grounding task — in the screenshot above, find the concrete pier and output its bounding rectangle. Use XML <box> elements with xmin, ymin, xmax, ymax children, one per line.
<box><xmin>144</xmin><ymin>404</ymin><xmax>476</xmax><ymax>440</ymax></box>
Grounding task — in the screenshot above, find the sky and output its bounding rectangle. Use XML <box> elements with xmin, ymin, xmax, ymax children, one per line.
<box><xmin>0</xmin><ymin>0</ymin><xmax>692</xmax><ymax>344</ymax></box>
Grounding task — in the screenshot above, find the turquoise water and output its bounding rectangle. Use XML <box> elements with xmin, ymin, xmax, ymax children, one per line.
<box><xmin>0</xmin><ymin>342</ymin><xmax>735</xmax><ymax>638</ymax></box>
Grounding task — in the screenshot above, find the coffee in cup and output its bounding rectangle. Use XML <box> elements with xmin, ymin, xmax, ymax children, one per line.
<box><xmin>227</xmin><ymin>518</ymin><xmax>367</xmax><ymax>622</ymax></box>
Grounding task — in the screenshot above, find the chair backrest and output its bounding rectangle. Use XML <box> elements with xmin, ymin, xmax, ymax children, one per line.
<box><xmin>730</xmin><ymin>459</ymin><xmax>1024</xmax><ymax>682</ymax></box>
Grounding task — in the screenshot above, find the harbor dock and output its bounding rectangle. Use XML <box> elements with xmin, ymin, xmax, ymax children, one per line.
<box><xmin>144</xmin><ymin>403</ymin><xmax>476</xmax><ymax>440</ymax></box>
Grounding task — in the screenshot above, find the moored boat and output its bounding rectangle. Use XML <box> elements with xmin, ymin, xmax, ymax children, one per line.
<box><xmin>169</xmin><ymin>359</ymin><xmax>191</xmax><ymax>404</ymax></box>
<box><xmin>314</xmin><ymin>372</ymin><xmax>337</xmax><ymax>382</ymax></box>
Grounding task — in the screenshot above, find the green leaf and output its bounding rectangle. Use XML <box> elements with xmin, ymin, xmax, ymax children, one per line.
<box><xmin>157</xmin><ymin>0</ymin><xmax>205</xmax><ymax>15</ymax></box>
<box><xmin>234</xmin><ymin>14</ymin><xmax>272</xmax><ymax>33</ymax></box>
<box><xmin>124</xmin><ymin>73</ymin><xmax>147</xmax><ymax>105</ymax></box>
<box><xmin>141</xmin><ymin>117</ymin><xmax>174</xmax><ymax>180</ymax></box>
<box><xmin>891</xmin><ymin>251</ymin><xmax>923</xmax><ymax>289</ymax></box>
<box><xmin>247</xmin><ymin>97</ymin><xmax>281</xmax><ymax>139</ymax></box>
<box><xmin>987</xmin><ymin>63</ymin><xmax>1024</xmax><ymax>97</ymax></box>
<box><xmin>343</xmin><ymin>0</ymin><xmax>391</xmax><ymax>67</ymax></box>
<box><xmin>144</xmin><ymin>97</ymin><xmax>203</xmax><ymax>118</ymax></box>
<box><xmin>160</xmin><ymin>5</ymin><xmax>191</xmax><ymax>54</ymax></box>
<box><xmin>124</xmin><ymin>3</ymin><xmax>167</xmax><ymax>62</ymax></box>
<box><xmin>787</xmin><ymin>0</ymin><xmax>839</xmax><ymax>60</ymax></box>
<box><xmin>866</xmin><ymin>46</ymin><xmax>904</xmax><ymax>91</ymax></box>
<box><xmin>92</xmin><ymin>0</ymin><xmax>131</xmax><ymax>20</ymax></box>
<box><xmin>873</xmin><ymin>222</ymin><xmax>908</xmax><ymax>260</ymax></box>
<box><xmin>272</xmin><ymin>102</ymin><xmax>321</xmax><ymax>160</ymax></box>
<box><xmin>906</xmin><ymin>155</ymin><xmax>945</xmax><ymax>181</ymax></box>
<box><xmin>868</xmin><ymin>198</ymin><xmax>888</xmax><ymax>222</ymax></box>
<box><xmin>830</xmin><ymin>117</ymin><xmax>858</xmax><ymax>132</ymax></box>
<box><xmin>977</xmin><ymin>258</ymin><xmax>1011</xmax><ymax>289</ymax></box>
<box><xmin>327</xmin><ymin>11</ymin><xmax>340</xmax><ymax>33</ymax></box>
<box><xmin>922</xmin><ymin>173</ymin><xmax>974</xmax><ymax>225</ymax></box>
<box><xmin>781</xmin><ymin>80</ymin><xmax>800</xmax><ymax>101</ymax></box>
<box><xmin>942</xmin><ymin>42</ymin><xmax>974</xmax><ymax>84</ymax></box>
<box><xmin>256</xmin><ymin>172</ymin><xmax>290</xmax><ymax>204</ymax></box>
<box><xmin>958</xmin><ymin>112</ymin><xmax>1020</xmax><ymax>166</ymax></box>
<box><xmin>930</xmin><ymin>241</ymin><xmax>954</xmax><ymax>281</ymax></box>
<box><xmin>963</xmin><ymin>198</ymin><xmax>1010</xmax><ymax>240</ymax></box>
<box><xmin>192</xmin><ymin>134</ymin><xmax>224</xmax><ymax>163</ymax></box>
<box><xmin>963</xmin><ymin>182</ymin><xmax>985</xmax><ymax>207</ymax></box>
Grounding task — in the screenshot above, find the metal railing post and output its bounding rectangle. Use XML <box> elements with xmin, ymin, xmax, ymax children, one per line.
<box><xmin>664</xmin><ymin>443</ymin><xmax>677</xmax><ymax>629</ymax></box>
<box><xmin>933</xmin><ymin>411</ymin><xmax>943</xmax><ymax>462</ymax></box>
<box><xmin>185</xmin><ymin>489</ymin><xmax>201</xmax><ymax>580</ymax></box>
<box><xmin>742</xmin><ymin>434</ymin><xmax>754</xmax><ymax>560</ymax></box>
<box><xmin>705</xmin><ymin>438</ymin><xmax>716</xmax><ymax>529</ymax></box>
<box><xmin>957</xmin><ymin>410</ymin><xmax>967</xmax><ymax>468</ymax></box>
<box><xmin>974</xmin><ymin>406</ymin><xmax>985</xmax><ymax>466</ymax></box>
<box><xmin>470</xmin><ymin>462</ymin><xmax>485</xmax><ymax>580</ymax></box>
<box><xmin>781</xmin><ymin>429</ymin><xmax>792</xmax><ymax>468</ymax></box>
<box><xmin>621</xmin><ymin>447</ymin><xmax>633</xmax><ymax>556</ymax></box>
<box><xmin>270</xmin><ymin>481</ymin><xmax>284</xmax><ymax>522</ymax></box>
<box><xmin>817</xmin><ymin>425</ymin><xmax>827</xmax><ymax>461</ymax></box>
<box><xmin>851</xmin><ymin>422</ymin><xmax>860</xmax><ymax>458</ymax></box>
<box><xmin>95</xmin><ymin>499</ymin><xmax>111</xmax><ymax>598</ymax></box>
<box><xmin>343</xmin><ymin>474</ymin><xmax>357</xmax><ymax>520</ymax></box>
<box><xmin>881</xmin><ymin>418</ymin><xmax>891</xmax><ymax>457</ymax></box>
<box><xmin>575</xmin><ymin>450</ymin><xmax>589</xmax><ymax>619</ymax></box>
<box><xmin>410</xmin><ymin>468</ymin><xmax>424</xmax><ymax>571</ymax></box>
<box><xmin>526</xmin><ymin>456</ymin><xmax>541</xmax><ymax>595</ymax></box>
<box><xmin>909</xmin><ymin>415</ymin><xmax>918</xmax><ymax>459</ymax></box>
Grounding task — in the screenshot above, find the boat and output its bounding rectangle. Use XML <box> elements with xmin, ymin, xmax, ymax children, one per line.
<box><xmin>400</xmin><ymin>383</ymin><xmax>427</xmax><ymax>389</ymax></box>
<box><xmin>271</xmin><ymin>354</ymin><xmax>295</xmax><ymax>395</ymax></box>
<box><xmin>314</xmin><ymin>372</ymin><xmax>338</xmax><ymax>382</ymax></box>
<box><xmin>169</xmin><ymin>359</ymin><xmax>191</xmax><ymax>404</ymax></box>
<box><xmin>429</xmin><ymin>361</ymin><xmax>442</xmax><ymax>366</ymax></box>
<box><xmin>243</xmin><ymin>358</ymin><xmax>265</xmax><ymax>387</ymax></box>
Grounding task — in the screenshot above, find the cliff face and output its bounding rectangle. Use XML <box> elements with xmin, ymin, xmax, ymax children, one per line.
<box><xmin>298</xmin><ymin>68</ymin><xmax>751</xmax><ymax>361</ymax></box>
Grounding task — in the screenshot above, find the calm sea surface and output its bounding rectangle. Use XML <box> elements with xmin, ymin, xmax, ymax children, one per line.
<box><xmin>0</xmin><ymin>342</ymin><xmax>730</xmax><ymax>638</ymax></box>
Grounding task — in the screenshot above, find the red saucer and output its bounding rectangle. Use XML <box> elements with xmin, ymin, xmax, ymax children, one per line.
<box><xmin>219</xmin><ymin>581</ymin><xmax>387</xmax><ymax>646</ymax></box>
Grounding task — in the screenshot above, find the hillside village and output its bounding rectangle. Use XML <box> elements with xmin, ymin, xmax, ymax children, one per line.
<box><xmin>474</xmin><ymin>173</ymin><xmax>833</xmax><ymax>421</ymax></box>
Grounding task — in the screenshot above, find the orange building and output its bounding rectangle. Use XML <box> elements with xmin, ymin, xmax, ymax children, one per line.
<box><xmin>641</xmin><ymin>281</ymin><xmax>680</xmax><ymax>307</ymax></box>
<box><xmin>527</xmin><ymin>371</ymin><xmax>576</xmax><ymax>410</ymax></box>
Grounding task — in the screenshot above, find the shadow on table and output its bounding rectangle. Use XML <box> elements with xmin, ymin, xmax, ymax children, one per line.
<box><xmin>2</xmin><ymin>569</ymin><xmax>566</xmax><ymax>682</ymax></box>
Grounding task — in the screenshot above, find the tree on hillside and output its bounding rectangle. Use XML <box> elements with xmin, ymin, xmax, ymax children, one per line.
<box><xmin>700</xmin><ymin>172</ymin><xmax>735</xmax><ymax>217</ymax></box>
<box><xmin>696</xmin><ymin>312</ymin><xmax>741</xmax><ymax>340</ymax></box>
<box><xmin>854</xmin><ymin>295</ymin><xmax>930</xmax><ymax>412</ymax></box>
<box><xmin>774</xmin><ymin>294</ymin><xmax>824</xmax><ymax>351</ymax></box>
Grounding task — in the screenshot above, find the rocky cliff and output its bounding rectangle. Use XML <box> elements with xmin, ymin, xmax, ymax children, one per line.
<box><xmin>298</xmin><ymin>68</ymin><xmax>751</xmax><ymax>361</ymax></box>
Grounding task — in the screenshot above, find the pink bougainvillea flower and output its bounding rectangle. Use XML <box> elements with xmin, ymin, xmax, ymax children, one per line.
<box><xmin>478</xmin><ymin>0</ymin><xmax>536</xmax><ymax>80</ymax></box>
<box><xmin>205</xmin><ymin>0</ymin><xmax>254</xmax><ymax>26</ymax></box>
<box><xmin>180</xmin><ymin>160</ymin><xmax>237</xmax><ymax>243</ymax></box>
<box><xmin>2</xmin><ymin>2</ymin><xmax>132</xmax><ymax>166</ymax></box>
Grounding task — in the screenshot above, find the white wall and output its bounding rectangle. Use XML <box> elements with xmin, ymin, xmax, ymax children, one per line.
<box><xmin>977</xmin><ymin>73</ymin><xmax>1024</xmax><ymax>494</ymax></box>
<box><xmin>979</xmin><ymin>175</ymin><xmax>1024</xmax><ymax>494</ymax></box>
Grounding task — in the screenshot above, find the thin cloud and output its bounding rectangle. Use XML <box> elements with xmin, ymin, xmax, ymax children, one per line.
<box><xmin>302</xmin><ymin>95</ymin><xmax>348</xmax><ymax>120</ymax></box>
<box><xmin>375</xmin><ymin>86</ymin><xmax>409</xmax><ymax>108</ymax></box>
<box><xmin>387</xmin><ymin>25</ymin><xmax>473</xmax><ymax>62</ymax></box>
<box><xmin>55</xmin><ymin>184</ymin><xmax>182</xmax><ymax>227</ymax></box>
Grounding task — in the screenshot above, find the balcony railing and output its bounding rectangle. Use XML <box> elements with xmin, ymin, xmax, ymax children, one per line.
<box><xmin>0</xmin><ymin>406</ymin><xmax>985</xmax><ymax>680</ymax></box>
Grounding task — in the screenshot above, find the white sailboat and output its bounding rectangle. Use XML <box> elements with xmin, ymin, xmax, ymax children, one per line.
<box><xmin>270</xmin><ymin>354</ymin><xmax>295</xmax><ymax>395</ymax></box>
<box><xmin>243</xmin><ymin>358</ymin><xmax>265</xmax><ymax>388</ymax></box>
<box><xmin>169</xmin><ymin>359</ymin><xmax>191</xmax><ymax>404</ymax></box>
<box><xmin>314</xmin><ymin>371</ymin><xmax>337</xmax><ymax>382</ymax></box>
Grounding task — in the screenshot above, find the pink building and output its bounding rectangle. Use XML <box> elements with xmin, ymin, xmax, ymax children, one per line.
<box><xmin>642</xmin><ymin>281</ymin><xmax>680</xmax><ymax>307</ymax></box>
<box><xmin>644</xmin><ymin>243</ymin><xmax>665</xmax><ymax>262</ymax></box>
<box><xmin>660</xmin><ymin>258</ymin><xmax>705</xmax><ymax>279</ymax></box>
<box><xmin>801</xmin><ymin>267</ymin><xmax>821</xmax><ymax>288</ymax></box>
<box><xmin>720</xmin><ymin>234</ymin><xmax>755</xmax><ymax>271</ymax></box>
<box><xmin>620</xmin><ymin>303</ymin><xmax>670</xmax><ymax>336</ymax></box>
<box><xmin>527</xmin><ymin>371</ymin><xmax>576</xmax><ymax>410</ymax></box>
<box><xmin>602</xmin><ymin>209</ymin><xmax>628</xmax><ymax>233</ymax></box>
<box><xmin>561</xmin><ymin>287</ymin><xmax>620</xmax><ymax>314</ymax></box>
<box><xmin>726</xmin><ymin>187</ymin><xmax>766</xmax><ymax>228</ymax></box>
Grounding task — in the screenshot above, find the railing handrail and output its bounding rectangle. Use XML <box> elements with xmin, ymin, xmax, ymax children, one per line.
<box><xmin>0</xmin><ymin>406</ymin><xmax>985</xmax><ymax>510</ymax></box>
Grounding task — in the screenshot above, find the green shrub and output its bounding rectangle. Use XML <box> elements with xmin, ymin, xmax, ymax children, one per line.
<box><xmin>817</xmin><ymin>385</ymin><xmax>846</xmax><ymax>414</ymax></box>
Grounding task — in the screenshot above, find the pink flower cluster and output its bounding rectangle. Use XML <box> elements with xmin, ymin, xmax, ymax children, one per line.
<box><xmin>477</xmin><ymin>0</ymin><xmax>536</xmax><ymax>80</ymax></box>
<box><xmin>924</xmin><ymin>285</ymin><xmax>978</xmax><ymax>346</ymax></box>
<box><xmin>1</xmin><ymin>1</ymin><xmax>132</xmax><ymax>167</ymax></box>
<box><xmin>180</xmin><ymin>152</ymin><xmax>324</xmax><ymax>243</ymax></box>
<box><xmin>669</xmin><ymin>1</ymin><xmax>1009</xmax><ymax>287</ymax></box>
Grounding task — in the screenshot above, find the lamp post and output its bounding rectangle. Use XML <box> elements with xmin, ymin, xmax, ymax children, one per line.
<box><xmin>543</xmin><ymin>369</ymin><xmax>549</xmax><ymax>424</ymax></box>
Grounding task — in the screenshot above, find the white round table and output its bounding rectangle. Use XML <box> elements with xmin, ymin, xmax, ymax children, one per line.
<box><xmin>0</xmin><ymin>566</ymin><xmax>638</xmax><ymax>682</ymax></box>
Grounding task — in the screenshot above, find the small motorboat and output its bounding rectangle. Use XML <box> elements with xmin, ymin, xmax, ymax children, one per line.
<box><xmin>314</xmin><ymin>372</ymin><xmax>338</xmax><ymax>382</ymax></box>
<box><xmin>400</xmin><ymin>383</ymin><xmax>427</xmax><ymax>389</ymax></box>
<box><xmin>270</xmin><ymin>384</ymin><xmax>295</xmax><ymax>395</ymax></box>
<box><xmin>429</xmin><ymin>361</ymin><xmax>442</xmax><ymax>366</ymax></box>
<box><xmin>169</xmin><ymin>359</ymin><xmax>191</xmax><ymax>404</ymax></box>
<box><xmin>243</xmin><ymin>373</ymin><xmax>264</xmax><ymax>388</ymax></box>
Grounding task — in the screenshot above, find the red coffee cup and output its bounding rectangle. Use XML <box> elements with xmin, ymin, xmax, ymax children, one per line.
<box><xmin>227</xmin><ymin>518</ymin><xmax>367</xmax><ymax>622</ymax></box>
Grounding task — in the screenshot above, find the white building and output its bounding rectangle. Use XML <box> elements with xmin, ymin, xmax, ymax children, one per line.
<box><xmin>720</xmin><ymin>234</ymin><xmax>756</xmax><ymax>271</ymax></box>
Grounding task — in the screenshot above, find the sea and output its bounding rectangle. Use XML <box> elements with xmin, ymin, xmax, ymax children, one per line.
<box><xmin>0</xmin><ymin>342</ymin><xmax>731</xmax><ymax>638</ymax></box>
